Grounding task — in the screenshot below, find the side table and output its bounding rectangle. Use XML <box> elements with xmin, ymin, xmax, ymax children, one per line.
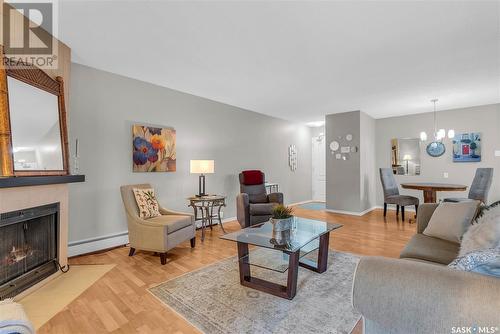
<box><xmin>187</xmin><ymin>195</ymin><xmax>227</xmax><ymax>241</ymax></box>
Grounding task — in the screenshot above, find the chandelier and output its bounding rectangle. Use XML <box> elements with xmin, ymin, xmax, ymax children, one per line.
<box><xmin>420</xmin><ymin>99</ymin><xmax>454</xmax><ymax>142</ymax></box>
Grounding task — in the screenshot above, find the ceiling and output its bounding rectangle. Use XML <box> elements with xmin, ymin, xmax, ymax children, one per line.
<box><xmin>58</xmin><ymin>1</ymin><xmax>500</xmax><ymax>123</ymax></box>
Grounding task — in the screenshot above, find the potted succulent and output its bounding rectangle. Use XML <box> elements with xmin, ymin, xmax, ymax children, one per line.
<box><xmin>270</xmin><ymin>205</ymin><xmax>294</xmax><ymax>232</ymax></box>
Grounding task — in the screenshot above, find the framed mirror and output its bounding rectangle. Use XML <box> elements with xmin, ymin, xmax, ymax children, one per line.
<box><xmin>0</xmin><ymin>56</ymin><xmax>69</xmax><ymax>176</ymax></box>
<box><xmin>391</xmin><ymin>138</ymin><xmax>421</xmax><ymax>176</ymax></box>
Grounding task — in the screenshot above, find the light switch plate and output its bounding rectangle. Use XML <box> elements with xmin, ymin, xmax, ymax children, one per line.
<box><xmin>495</xmin><ymin>150</ymin><xmax>500</xmax><ymax>157</ymax></box>
<box><xmin>443</xmin><ymin>172</ymin><xmax>449</xmax><ymax>178</ymax></box>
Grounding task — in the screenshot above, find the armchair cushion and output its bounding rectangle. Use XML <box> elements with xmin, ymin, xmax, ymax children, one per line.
<box><xmin>249</xmin><ymin>203</ymin><xmax>278</xmax><ymax>216</ymax></box>
<box><xmin>132</xmin><ymin>188</ymin><xmax>161</xmax><ymax>218</ymax></box>
<box><xmin>148</xmin><ymin>215</ymin><xmax>193</xmax><ymax>234</ymax></box>
<box><xmin>400</xmin><ymin>234</ymin><xmax>459</xmax><ymax>265</ymax></box>
<box><xmin>242</xmin><ymin>170</ymin><xmax>264</xmax><ymax>185</ymax></box>
<box><xmin>249</xmin><ymin>193</ymin><xmax>268</xmax><ymax>203</ymax></box>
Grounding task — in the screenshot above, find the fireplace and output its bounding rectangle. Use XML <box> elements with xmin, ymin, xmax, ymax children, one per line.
<box><xmin>0</xmin><ymin>203</ymin><xmax>59</xmax><ymax>299</ymax></box>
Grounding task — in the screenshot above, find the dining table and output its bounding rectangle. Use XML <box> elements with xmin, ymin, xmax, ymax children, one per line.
<box><xmin>401</xmin><ymin>182</ymin><xmax>467</xmax><ymax>203</ymax></box>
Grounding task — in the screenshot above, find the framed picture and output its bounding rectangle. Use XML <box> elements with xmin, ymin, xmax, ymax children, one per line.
<box><xmin>453</xmin><ymin>132</ymin><xmax>481</xmax><ymax>162</ymax></box>
<box><xmin>132</xmin><ymin>125</ymin><xmax>176</xmax><ymax>172</ymax></box>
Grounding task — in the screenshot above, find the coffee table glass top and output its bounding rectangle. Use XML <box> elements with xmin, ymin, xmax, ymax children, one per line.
<box><xmin>221</xmin><ymin>217</ymin><xmax>342</xmax><ymax>253</ymax></box>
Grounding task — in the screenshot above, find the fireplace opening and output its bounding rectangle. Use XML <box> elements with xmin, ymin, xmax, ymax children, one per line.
<box><xmin>0</xmin><ymin>203</ymin><xmax>59</xmax><ymax>299</ymax></box>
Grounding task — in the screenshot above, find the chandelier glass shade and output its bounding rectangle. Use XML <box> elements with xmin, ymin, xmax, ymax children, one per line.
<box><xmin>420</xmin><ymin>99</ymin><xmax>454</xmax><ymax>142</ymax></box>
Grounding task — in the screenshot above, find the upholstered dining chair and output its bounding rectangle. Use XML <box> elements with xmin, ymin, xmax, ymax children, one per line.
<box><xmin>379</xmin><ymin>168</ymin><xmax>419</xmax><ymax>222</ymax></box>
<box><xmin>120</xmin><ymin>184</ymin><xmax>195</xmax><ymax>265</ymax></box>
<box><xmin>236</xmin><ymin>170</ymin><xmax>284</xmax><ymax>228</ymax></box>
<box><xmin>443</xmin><ymin>168</ymin><xmax>493</xmax><ymax>204</ymax></box>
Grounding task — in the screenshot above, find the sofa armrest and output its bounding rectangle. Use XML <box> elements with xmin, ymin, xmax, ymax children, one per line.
<box><xmin>416</xmin><ymin>203</ymin><xmax>439</xmax><ymax>233</ymax></box>
<box><xmin>236</xmin><ymin>193</ymin><xmax>250</xmax><ymax>228</ymax></box>
<box><xmin>352</xmin><ymin>257</ymin><xmax>500</xmax><ymax>334</ymax></box>
<box><xmin>268</xmin><ymin>192</ymin><xmax>283</xmax><ymax>205</ymax></box>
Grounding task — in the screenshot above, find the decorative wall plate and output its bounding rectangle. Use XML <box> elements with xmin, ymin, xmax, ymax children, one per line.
<box><xmin>329</xmin><ymin>141</ymin><xmax>340</xmax><ymax>152</ymax></box>
<box><xmin>346</xmin><ymin>134</ymin><xmax>353</xmax><ymax>141</ymax></box>
<box><xmin>426</xmin><ymin>141</ymin><xmax>446</xmax><ymax>157</ymax></box>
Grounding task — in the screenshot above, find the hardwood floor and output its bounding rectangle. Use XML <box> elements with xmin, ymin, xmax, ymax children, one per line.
<box><xmin>38</xmin><ymin>207</ymin><xmax>415</xmax><ymax>334</ymax></box>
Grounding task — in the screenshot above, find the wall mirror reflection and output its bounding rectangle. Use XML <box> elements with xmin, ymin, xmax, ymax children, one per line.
<box><xmin>8</xmin><ymin>76</ymin><xmax>64</xmax><ymax>172</ymax></box>
<box><xmin>391</xmin><ymin>138</ymin><xmax>421</xmax><ymax>175</ymax></box>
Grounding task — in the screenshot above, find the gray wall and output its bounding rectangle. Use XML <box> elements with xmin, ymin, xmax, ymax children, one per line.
<box><xmin>68</xmin><ymin>63</ymin><xmax>312</xmax><ymax>243</ymax></box>
<box><xmin>326</xmin><ymin>111</ymin><xmax>361</xmax><ymax>212</ymax></box>
<box><xmin>376</xmin><ymin>103</ymin><xmax>500</xmax><ymax>206</ymax></box>
<box><xmin>360</xmin><ymin>112</ymin><xmax>376</xmax><ymax>211</ymax></box>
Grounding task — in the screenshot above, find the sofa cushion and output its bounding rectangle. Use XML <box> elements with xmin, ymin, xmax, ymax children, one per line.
<box><xmin>423</xmin><ymin>201</ymin><xmax>479</xmax><ymax>243</ymax></box>
<box><xmin>148</xmin><ymin>215</ymin><xmax>192</xmax><ymax>234</ymax></box>
<box><xmin>400</xmin><ymin>234</ymin><xmax>460</xmax><ymax>265</ymax></box>
<box><xmin>249</xmin><ymin>203</ymin><xmax>277</xmax><ymax>215</ymax></box>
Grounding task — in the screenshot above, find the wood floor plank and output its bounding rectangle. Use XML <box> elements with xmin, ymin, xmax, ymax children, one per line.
<box><xmin>37</xmin><ymin>207</ymin><xmax>415</xmax><ymax>334</ymax></box>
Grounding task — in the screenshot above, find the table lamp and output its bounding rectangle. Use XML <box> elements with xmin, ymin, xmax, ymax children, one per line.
<box><xmin>190</xmin><ymin>160</ymin><xmax>215</xmax><ymax>197</ymax></box>
<box><xmin>403</xmin><ymin>154</ymin><xmax>412</xmax><ymax>174</ymax></box>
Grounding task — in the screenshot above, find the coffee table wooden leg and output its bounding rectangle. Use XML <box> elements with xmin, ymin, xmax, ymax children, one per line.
<box><xmin>317</xmin><ymin>232</ymin><xmax>330</xmax><ymax>273</ymax></box>
<box><xmin>299</xmin><ymin>232</ymin><xmax>330</xmax><ymax>273</ymax></box>
<box><xmin>423</xmin><ymin>190</ymin><xmax>437</xmax><ymax>203</ymax></box>
<box><xmin>286</xmin><ymin>250</ymin><xmax>300</xmax><ymax>299</ymax></box>
<box><xmin>237</xmin><ymin>242</ymin><xmax>250</xmax><ymax>284</ymax></box>
<box><xmin>236</xmin><ymin>242</ymin><xmax>299</xmax><ymax>300</ymax></box>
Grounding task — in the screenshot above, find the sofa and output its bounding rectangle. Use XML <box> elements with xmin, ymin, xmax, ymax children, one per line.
<box><xmin>352</xmin><ymin>203</ymin><xmax>500</xmax><ymax>334</ymax></box>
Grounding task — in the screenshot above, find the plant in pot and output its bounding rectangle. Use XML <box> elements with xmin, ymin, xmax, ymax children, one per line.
<box><xmin>270</xmin><ymin>205</ymin><xmax>294</xmax><ymax>232</ymax></box>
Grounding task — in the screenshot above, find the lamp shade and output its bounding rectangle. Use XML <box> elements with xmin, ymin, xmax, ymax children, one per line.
<box><xmin>190</xmin><ymin>160</ymin><xmax>214</xmax><ymax>174</ymax></box>
<box><xmin>403</xmin><ymin>154</ymin><xmax>412</xmax><ymax>161</ymax></box>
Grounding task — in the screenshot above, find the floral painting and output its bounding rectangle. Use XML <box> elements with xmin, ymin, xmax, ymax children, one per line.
<box><xmin>132</xmin><ymin>125</ymin><xmax>176</xmax><ymax>172</ymax></box>
<box><xmin>453</xmin><ymin>132</ymin><xmax>481</xmax><ymax>162</ymax></box>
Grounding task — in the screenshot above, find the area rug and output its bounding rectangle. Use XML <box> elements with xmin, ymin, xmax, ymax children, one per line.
<box><xmin>298</xmin><ymin>201</ymin><xmax>326</xmax><ymax>211</ymax></box>
<box><xmin>149</xmin><ymin>251</ymin><xmax>360</xmax><ymax>334</ymax></box>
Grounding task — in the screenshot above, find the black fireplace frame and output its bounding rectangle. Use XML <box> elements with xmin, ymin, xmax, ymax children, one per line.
<box><xmin>0</xmin><ymin>203</ymin><xmax>60</xmax><ymax>299</ymax></box>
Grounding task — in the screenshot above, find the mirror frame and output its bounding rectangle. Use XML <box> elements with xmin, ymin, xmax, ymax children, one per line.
<box><xmin>0</xmin><ymin>52</ymin><xmax>69</xmax><ymax>176</ymax></box>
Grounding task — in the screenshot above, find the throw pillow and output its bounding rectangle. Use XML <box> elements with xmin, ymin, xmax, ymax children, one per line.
<box><xmin>133</xmin><ymin>188</ymin><xmax>161</xmax><ymax>219</ymax></box>
<box><xmin>449</xmin><ymin>247</ymin><xmax>500</xmax><ymax>278</ymax></box>
<box><xmin>423</xmin><ymin>201</ymin><xmax>480</xmax><ymax>243</ymax></box>
<box><xmin>459</xmin><ymin>202</ymin><xmax>500</xmax><ymax>256</ymax></box>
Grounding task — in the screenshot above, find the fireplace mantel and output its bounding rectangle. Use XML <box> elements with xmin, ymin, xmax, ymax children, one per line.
<box><xmin>0</xmin><ymin>175</ymin><xmax>85</xmax><ymax>188</ymax></box>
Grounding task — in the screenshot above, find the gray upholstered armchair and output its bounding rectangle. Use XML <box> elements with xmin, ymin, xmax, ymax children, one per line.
<box><xmin>120</xmin><ymin>184</ymin><xmax>195</xmax><ymax>265</ymax></box>
<box><xmin>380</xmin><ymin>168</ymin><xmax>419</xmax><ymax>221</ymax></box>
<box><xmin>236</xmin><ymin>171</ymin><xmax>283</xmax><ymax>228</ymax></box>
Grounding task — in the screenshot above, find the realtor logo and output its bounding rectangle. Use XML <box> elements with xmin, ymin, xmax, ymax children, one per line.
<box><xmin>2</xmin><ymin>0</ymin><xmax>58</xmax><ymax>69</ymax></box>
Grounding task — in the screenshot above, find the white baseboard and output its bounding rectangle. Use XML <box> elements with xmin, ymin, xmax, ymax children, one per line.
<box><xmin>325</xmin><ymin>206</ymin><xmax>378</xmax><ymax>216</ymax></box>
<box><xmin>288</xmin><ymin>199</ymin><xmax>315</xmax><ymax>206</ymax></box>
<box><xmin>68</xmin><ymin>231</ymin><xmax>129</xmax><ymax>257</ymax></box>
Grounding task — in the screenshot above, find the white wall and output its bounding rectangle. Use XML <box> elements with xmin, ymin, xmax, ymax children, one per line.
<box><xmin>376</xmin><ymin>103</ymin><xmax>500</xmax><ymax>206</ymax></box>
<box><xmin>67</xmin><ymin>64</ymin><xmax>312</xmax><ymax>246</ymax></box>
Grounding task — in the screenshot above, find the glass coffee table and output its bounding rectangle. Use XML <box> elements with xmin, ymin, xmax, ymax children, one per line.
<box><xmin>221</xmin><ymin>217</ymin><xmax>342</xmax><ymax>300</ymax></box>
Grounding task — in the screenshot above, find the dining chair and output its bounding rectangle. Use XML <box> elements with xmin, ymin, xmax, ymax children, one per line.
<box><xmin>379</xmin><ymin>168</ymin><xmax>419</xmax><ymax>221</ymax></box>
<box><xmin>443</xmin><ymin>168</ymin><xmax>493</xmax><ymax>204</ymax></box>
